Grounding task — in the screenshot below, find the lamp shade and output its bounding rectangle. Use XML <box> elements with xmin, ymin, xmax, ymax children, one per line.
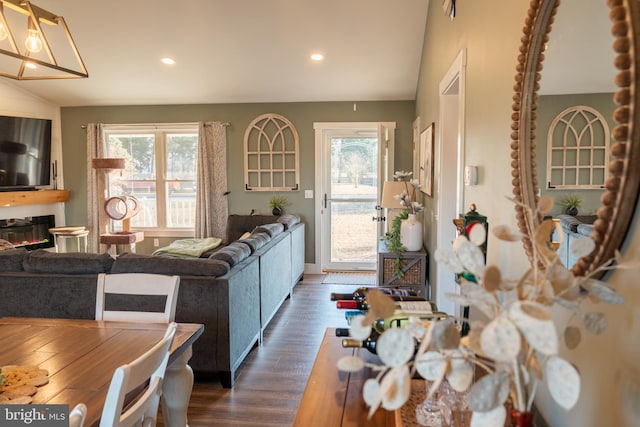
<box><xmin>92</xmin><ymin>158</ymin><xmax>125</xmax><ymax>170</ymax></box>
<box><xmin>381</xmin><ymin>181</ymin><xmax>413</xmax><ymax>209</ymax></box>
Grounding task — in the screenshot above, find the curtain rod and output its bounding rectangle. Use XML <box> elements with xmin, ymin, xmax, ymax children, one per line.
<box><xmin>80</xmin><ymin>121</ymin><xmax>230</xmax><ymax>129</ymax></box>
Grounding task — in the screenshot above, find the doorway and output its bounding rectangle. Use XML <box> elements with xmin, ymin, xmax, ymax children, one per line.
<box><xmin>314</xmin><ymin>122</ymin><xmax>395</xmax><ymax>272</ymax></box>
<box><xmin>434</xmin><ymin>49</ymin><xmax>466</xmax><ymax>316</ymax></box>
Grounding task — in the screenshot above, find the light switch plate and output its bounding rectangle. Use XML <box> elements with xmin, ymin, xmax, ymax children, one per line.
<box><xmin>305</xmin><ymin>190</ymin><xmax>313</xmax><ymax>199</ymax></box>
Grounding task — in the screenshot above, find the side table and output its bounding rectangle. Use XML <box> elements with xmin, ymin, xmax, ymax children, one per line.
<box><xmin>49</xmin><ymin>226</ymin><xmax>89</xmax><ymax>253</ymax></box>
<box><xmin>377</xmin><ymin>247</ymin><xmax>429</xmax><ymax>299</ymax></box>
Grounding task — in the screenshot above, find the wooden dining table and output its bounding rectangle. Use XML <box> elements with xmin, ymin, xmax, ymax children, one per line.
<box><xmin>0</xmin><ymin>317</ymin><xmax>204</xmax><ymax>427</ymax></box>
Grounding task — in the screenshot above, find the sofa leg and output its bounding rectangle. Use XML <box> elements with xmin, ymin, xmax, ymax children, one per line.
<box><xmin>220</xmin><ymin>371</ymin><xmax>235</xmax><ymax>388</ymax></box>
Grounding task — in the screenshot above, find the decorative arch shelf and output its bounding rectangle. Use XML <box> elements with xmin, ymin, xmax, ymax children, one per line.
<box><xmin>243</xmin><ymin>113</ymin><xmax>300</xmax><ymax>191</ymax></box>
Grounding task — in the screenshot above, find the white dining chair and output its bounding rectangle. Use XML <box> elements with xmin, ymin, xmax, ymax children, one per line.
<box><xmin>69</xmin><ymin>403</ymin><xmax>87</xmax><ymax>427</ymax></box>
<box><xmin>95</xmin><ymin>273</ymin><xmax>180</xmax><ymax>323</ymax></box>
<box><xmin>99</xmin><ymin>322</ymin><xmax>177</xmax><ymax>427</ymax></box>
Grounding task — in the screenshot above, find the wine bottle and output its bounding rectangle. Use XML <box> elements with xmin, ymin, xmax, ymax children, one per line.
<box><xmin>330</xmin><ymin>287</ymin><xmax>368</xmax><ymax>302</ymax></box>
<box><xmin>344</xmin><ymin>310</ymin><xmax>366</xmax><ymax>325</ymax></box>
<box><xmin>335</xmin><ymin>327</ymin><xmax>351</xmax><ymax>337</ymax></box>
<box><xmin>336</xmin><ymin>295</ymin><xmax>428</xmax><ymax>310</ymax></box>
<box><xmin>373</xmin><ymin>311</ymin><xmax>450</xmax><ymax>334</ymax></box>
<box><xmin>341</xmin><ymin>329</ymin><xmax>380</xmax><ymax>355</ymax></box>
<box><xmin>330</xmin><ymin>287</ymin><xmax>420</xmax><ymax>301</ymax></box>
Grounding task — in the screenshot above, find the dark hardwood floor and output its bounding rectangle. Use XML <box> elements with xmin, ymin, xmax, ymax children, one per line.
<box><xmin>163</xmin><ymin>276</ymin><xmax>357</xmax><ymax>427</ymax></box>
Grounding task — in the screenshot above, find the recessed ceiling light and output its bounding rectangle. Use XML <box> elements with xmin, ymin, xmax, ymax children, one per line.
<box><xmin>310</xmin><ymin>53</ymin><xmax>324</xmax><ymax>61</ymax></box>
<box><xmin>161</xmin><ymin>57</ymin><xmax>176</xmax><ymax>65</ymax></box>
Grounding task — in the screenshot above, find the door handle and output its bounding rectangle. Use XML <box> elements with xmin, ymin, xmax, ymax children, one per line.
<box><xmin>323</xmin><ymin>193</ymin><xmax>327</xmax><ymax>209</ymax></box>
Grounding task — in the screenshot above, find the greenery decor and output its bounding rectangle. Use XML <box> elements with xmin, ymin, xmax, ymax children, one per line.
<box><xmin>559</xmin><ymin>193</ymin><xmax>582</xmax><ymax>215</ymax></box>
<box><xmin>338</xmin><ymin>196</ymin><xmax>637</xmax><ymax>427</ymax></box>
<box><xmin>383</xmin><ymin>171</ymin><xmax>423</xmax><ymax>278</ymax></box>
<box><xmin>268</xmin><ymin>195</ymin><xmax>289</xmax><ymax>215</ymax></box>
<box><xmin>384</xmin><ymin>210</ymin><xmax>409</xmax><ymax>278</ymax></box>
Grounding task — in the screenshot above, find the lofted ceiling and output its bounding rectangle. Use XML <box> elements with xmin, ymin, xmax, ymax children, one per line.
<box><xmin>2</xmin><ymin>0</ymin><xmax>429</xmax><ymax>107</ymax></box>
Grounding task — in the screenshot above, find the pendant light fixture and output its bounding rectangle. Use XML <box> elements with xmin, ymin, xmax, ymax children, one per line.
<box><xmin>0</xmin><ymin>0</ymin><xmax>88</xmax><ymax>80</ymax></box>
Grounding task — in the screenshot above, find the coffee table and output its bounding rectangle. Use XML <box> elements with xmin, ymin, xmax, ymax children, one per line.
<box><xmin>293</xmin><ymin>328</ymin><xmax>397</xmax><ymax>427</ymax></box>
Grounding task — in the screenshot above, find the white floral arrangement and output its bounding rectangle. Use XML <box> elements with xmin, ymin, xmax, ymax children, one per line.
<box><xmin>393</xmin><ymin>170</ymin><xmax>424</xmax><ymax>214</ymax></box>
<box><xmin>337</xmin><ymin>196</ymin><xmax>636</xmax><ymax>427</ymax></box>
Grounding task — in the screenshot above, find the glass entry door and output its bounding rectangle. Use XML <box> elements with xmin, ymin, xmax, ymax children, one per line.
<box><xmin>319</xmin><ymin>123</ymin><xmax>394</xmax><ymax>271</ymax></box>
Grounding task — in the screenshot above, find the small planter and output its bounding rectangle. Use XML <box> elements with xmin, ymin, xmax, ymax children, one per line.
<box><xmin>268</xmin><ymin>195</ymin><xmax>289</xmax><ymax>217</ymax></box>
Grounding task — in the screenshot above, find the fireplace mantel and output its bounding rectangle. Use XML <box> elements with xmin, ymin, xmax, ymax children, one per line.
<box><xmin>0</xmin><ymin>190</ymin><xmax>70</xmax><ymax>207</ymax></box>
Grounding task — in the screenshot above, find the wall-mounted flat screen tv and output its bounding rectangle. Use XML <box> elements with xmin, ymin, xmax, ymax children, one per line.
<box><xmin>0</xmin><ymin>115</ymin><xmax>52</xmax><ymax>191</ymax></box>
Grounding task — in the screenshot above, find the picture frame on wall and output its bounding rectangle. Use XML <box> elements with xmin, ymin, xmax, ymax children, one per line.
<box><xmin>419</xmin><ymin>123</ymin><xmax>434</xmax><ymax>197</ymax></box>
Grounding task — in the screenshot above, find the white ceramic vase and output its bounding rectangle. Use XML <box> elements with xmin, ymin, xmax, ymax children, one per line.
<box><xmin>400</xmin><ymin>213</ymin><xmax>423</xmax><ymax>251</ymax></box>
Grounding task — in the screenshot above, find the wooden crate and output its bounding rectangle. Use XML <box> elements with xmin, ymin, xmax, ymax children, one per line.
<box><xmin>377</xmin><ymin>249</ymin><xmax>429</xmax><ymax>299</ymax></box>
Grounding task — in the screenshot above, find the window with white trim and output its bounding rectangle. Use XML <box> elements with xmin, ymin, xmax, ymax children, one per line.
<box><xmin>104</xmin><ymin>124</ymin><xmax>198</xmax><ymax>234</ymax></box>
<box><xmin>546</xmin><ymin>105</ymin><xmax>610</xmax><ymax>190</ymax></box>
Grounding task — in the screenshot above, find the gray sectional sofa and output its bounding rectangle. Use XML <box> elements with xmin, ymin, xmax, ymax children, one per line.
<box><xmin>0</xmin><ymin>214</ymin><xmax>305</xmax><ymax>388</ymax></box>
<box><xmin>553</xmin><ymin>214</ymin><xmax>596</xmax><ymax>268</ymax></box>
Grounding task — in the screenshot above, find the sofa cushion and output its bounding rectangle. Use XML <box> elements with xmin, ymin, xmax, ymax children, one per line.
<box><xmin>556</xmin><ymin>214</ymin><xmax>582</xmax><ymax>233</ymax></box>
<box><xmin>23</xmin><ymin>250</ymin><xmax>114</xmax><ymax>274</ymax></box>
<box><xmin>277</xmin><ymin>214</ymin><xmax>301</xmax><ymax>230</ymax></box>
<box><xmin>208</xmin><ymin>242</ymin><xmax>251</xmax><ymax>267</ymax></box>
<box><xmin>253</xmin><ymin>223</ymin><xmax>284</xmax><ymax>237</ymax></box>
<box><xmin>112</xmin><ymin>253</ymin><xmax>230</xmax><ymax>276</ymax></box>
<box><xmin>577</xmin><ymin>223</ymin><xmax>594</xmax><ymax>236</ymax></box>
<box><xmin>239</xmin><ymin>232</ymin><xmax>271</xmax><ymax>252</ymax></box>
<box><xmin>0</xmin><ymin>247</ymin><xmax>27</xmax><ymax>272</ymax></box>
<box><xmin>225</xmin><ymin>214</ymin><xmax>278</xmax><ymax>243</ymax></box>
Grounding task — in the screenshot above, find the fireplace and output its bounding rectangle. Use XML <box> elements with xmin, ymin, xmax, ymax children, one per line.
<box><xmin>0</xmin><ymin>215</ymin><xmax>55</xmax><ymax>250</ymax></box>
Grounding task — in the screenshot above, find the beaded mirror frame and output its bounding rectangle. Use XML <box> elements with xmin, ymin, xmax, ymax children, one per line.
<box><xmin>511</xmin><ymin>0</ymin><xmax>640</xmax><ymax>277</ymax></box>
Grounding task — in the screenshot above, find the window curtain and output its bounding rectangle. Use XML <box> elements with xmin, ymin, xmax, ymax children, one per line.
<box><xmin>86</xmin><ymin>123</ymin><xmax>108</xmax><ymax>253</ymax></box>
<box><xmin>195</xmin><ymin>121</ymin><xmax>228</xmax><ymax>239</ymax></box>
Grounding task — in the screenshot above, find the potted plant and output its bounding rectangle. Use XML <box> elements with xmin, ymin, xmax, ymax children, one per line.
<box><xmin>268</xmin><ymin>195</ymin><xmax>289</xmax><ymax>216</ymax></box>
<box><xmin>559</xmin><ymin>193</ymin><xmax>582</xmax><ymax>216</ymax></box>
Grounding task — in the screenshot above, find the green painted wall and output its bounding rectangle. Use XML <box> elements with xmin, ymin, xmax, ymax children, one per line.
<box><xmin>60</xmin><ymin>101</ymin><xmax>416</xmax><ymax>260</ymax></box>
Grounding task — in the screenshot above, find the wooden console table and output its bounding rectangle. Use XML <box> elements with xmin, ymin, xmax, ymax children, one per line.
<box><xmin>293</xmin><ymin>328</ymin><xmax>396</xmax><ymax>427</ymax></box>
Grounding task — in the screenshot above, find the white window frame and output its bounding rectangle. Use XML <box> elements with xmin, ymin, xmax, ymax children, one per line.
<box><xmin>103</xmin><ymin>123</ymin><xmax>198</xmax><ymax>237</ymax></box>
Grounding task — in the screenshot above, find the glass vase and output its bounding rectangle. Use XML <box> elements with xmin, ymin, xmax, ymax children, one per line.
<box><xmin>415</xmin><ymin>381</ymin><xmax>441</xmax><ymax>427</ymax></box>
<box><xmin>509</xmin><ymin>410</ymin><xmax>535</xmax><ymax>427</ymax></box>
<box><xmin>439</xmin><ymin>379</ymin><xmax>471</xmax><ymax>427</ymax></box>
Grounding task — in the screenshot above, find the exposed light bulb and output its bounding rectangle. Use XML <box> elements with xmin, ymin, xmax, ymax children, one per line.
<box><xmin>25</xmin><ymin>29</ymin><xmax>42</xmax><ymax>53</ymax></box>
<box><xmin>0</xmin><ymin>23</ymin><xmax>7</xmax><ymax>41</ymax></box>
